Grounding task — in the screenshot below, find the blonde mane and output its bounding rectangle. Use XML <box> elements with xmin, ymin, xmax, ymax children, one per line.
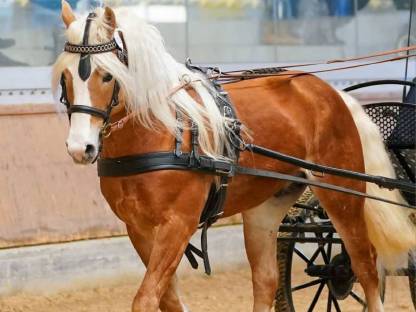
<box><xmin>52</xmin><ymin>7</ymin><xmax>233</xmax><ymax>159</ymax></box>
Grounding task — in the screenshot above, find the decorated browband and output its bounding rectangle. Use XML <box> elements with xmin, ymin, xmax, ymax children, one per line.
<box><xmin>63</xmin><ymin>12</ymin><xmax>128</xmax><ymax>81</ymax></box>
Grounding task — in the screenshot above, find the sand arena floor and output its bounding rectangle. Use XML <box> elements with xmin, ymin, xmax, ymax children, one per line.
<box><xmin>0</xmin><ymin>264</ymin><xmax>413</xmax><ymax>312</ymax></box>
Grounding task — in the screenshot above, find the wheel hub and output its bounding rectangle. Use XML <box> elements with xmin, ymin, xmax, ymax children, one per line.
<box><xmin>327</xmin><ymin>253</ymin><xmax>355</xmax><ymax>300</ymax></box>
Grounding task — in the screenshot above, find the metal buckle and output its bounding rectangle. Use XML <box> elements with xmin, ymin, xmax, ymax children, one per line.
<box><xmin>101</xmin><ymin>123</ymin><xmax>112</xmax><ymax>138</ymax></box>
<box><xmin>215</xmin><ymin>165</ymin><xmax>233</xmax><ymax>176</ymax></box>
<box><xmin>310</xmin><ymin>170</ymin><xmax>325</xmax><ymax>178</ymax></box>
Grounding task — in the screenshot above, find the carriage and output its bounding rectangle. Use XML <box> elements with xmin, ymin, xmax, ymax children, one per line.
<box><xmin>275</xmin><ymin>78</ymin><xmax>416</xmax><ymax>311</ymax></box>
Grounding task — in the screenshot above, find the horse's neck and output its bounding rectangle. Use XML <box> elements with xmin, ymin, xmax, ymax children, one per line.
<box><xmin>101</xmin><ymin>109</ymin><xmax>175</xmax><ymax>158</ymax></box>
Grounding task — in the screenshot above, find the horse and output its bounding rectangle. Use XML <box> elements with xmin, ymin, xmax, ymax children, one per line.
<box><xmin>52</xmin><ymin>2</ymin><xmax>415</xmax><ymax>311</ymax></box>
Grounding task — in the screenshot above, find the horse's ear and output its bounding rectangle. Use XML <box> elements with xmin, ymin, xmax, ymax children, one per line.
<box><xmin>61</xmin><ymin>0</ymin><xmax>76</xmax><ymax>28</ymax></box>
<box><xmin>104</xmin><ymin>7</ymin><xmax>116</xmax><ymax>36</ymax></box>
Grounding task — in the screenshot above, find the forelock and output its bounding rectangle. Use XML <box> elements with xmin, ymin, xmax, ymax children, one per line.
<box><xmin>65</xmin><ymin>8</ymin><xmax>112</xmax><ymax>45</ymax></box>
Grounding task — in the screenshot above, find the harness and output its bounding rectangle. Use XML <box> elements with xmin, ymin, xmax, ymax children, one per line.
<box><xmin>60</xmin><ymin>13</ymin><xmax>416</xmax><ymax>275</ymax></box>
<box><xmin>97</xmin><ymin>62</ymin><xmax>242</xmax><ymax>275</ymax></box>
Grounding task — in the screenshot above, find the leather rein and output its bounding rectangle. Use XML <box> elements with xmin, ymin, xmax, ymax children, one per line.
<box><xmin>203</xmin><ymin>45</ymin><xmax>416</xmax><ymax>84</ymax></box>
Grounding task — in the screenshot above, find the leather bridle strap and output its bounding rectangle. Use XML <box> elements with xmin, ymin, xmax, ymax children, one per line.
<box><xmin>64</xmin><ymin>39</ymin><xmax>118</xmax><ymax>54</ymax></box>
<box><xmin>64</xmin><ymin>80</ymin><xmax>120</xmax><ymax>122</ymax></box>
<box><xmin>67</xmin><ymin>105</ymin><xmax>109</xmax><ymax>120</ymax></box>
<box><xmin>78</xmin><ymin>12</ymin><xmax>96</xmax><ymax>81</ymax></box>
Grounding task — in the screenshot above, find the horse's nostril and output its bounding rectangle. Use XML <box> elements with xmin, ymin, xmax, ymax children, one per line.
<box><xmin>85</xmin><ymin>144</ymin><xmax>95</xmax><ymax>155</ymax></box>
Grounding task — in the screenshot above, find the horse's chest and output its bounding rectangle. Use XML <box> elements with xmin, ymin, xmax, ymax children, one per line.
<box><xmin>99</xmin><ymin>177</ymin><xmax>157</xmax><ymax>226</ymax></box>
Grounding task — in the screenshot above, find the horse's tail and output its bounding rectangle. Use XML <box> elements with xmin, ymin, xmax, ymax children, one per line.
<box><xmin>338</xmin><ymin>90</ymin><xmax>416</xmax><ymax>271</ymax></box>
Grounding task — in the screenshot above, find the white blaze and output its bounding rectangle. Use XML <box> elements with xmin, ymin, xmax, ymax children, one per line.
<box><xmin>65</xmin><ymin>61</ymin><xmax>101</xmax><ymax>162</ymax></box>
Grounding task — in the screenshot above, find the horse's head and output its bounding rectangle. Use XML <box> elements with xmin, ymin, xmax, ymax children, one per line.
<box><xmin>53</xmin><ymin>1</ymin><xmax>128</xmax><ymax>164</ymax></box>
<box><xmin>53</xmin><ymin>1</ymin><xmax>230</xmax><ymax>164</ymax></box>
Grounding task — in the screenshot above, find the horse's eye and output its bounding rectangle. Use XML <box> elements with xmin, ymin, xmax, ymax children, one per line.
<box><xmin>103</xmin><ymin>73</ymin><xmax>113</xmax><ymax>83</ymax></box>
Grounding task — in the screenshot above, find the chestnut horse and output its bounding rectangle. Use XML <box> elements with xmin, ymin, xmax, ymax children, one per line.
<box><xmin>53</xmin><ymin>2</ymin><xmax>415</xmax><ymax>312</ymax></box>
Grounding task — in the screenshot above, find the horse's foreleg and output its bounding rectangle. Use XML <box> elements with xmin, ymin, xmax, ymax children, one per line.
<box><xmin>131</xmin><ymin>213</ymin><xmax>199</xmax><ymax>312</ymax></box>
<box><xmin>127</xmin><ymin>225</ymin><xmax>188</xmax><ymax>312</ymax></box>
<box><xmin>243</xmin><ymin>183</ymin><xmax>305</xmax><ymax>312</ymax></box>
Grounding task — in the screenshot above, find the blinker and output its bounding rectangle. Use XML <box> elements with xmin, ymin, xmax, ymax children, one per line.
<box><xmin>78</xmin><ymin>12</ymin><xmax>96</xmax><ymax>81</ymax></box>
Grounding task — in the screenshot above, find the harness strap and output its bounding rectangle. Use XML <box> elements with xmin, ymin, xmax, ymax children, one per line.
<box><xmin>97</xmin><ymin>152</ymin><xmax>232</xmax><ymax>177</ymax></box>
<box><xmin>246</xmin><ymin>144</ymin><xmax>416</xmax><ymax>194</ymax></box>
<box><xmin>234</xmin><ymin>166</ymin><xmax>415</xmax><ymax>209</ymax></box>
<box><xmin>67</xmin><ymin>105</ymin><xmax>109</xmax><ymax>120</ymax></box>
<box><xmin>174</xmin><ymin>111</ymin><xmax>184</xmax><ymax>157</ymax></box>
<box><xmin>97</xmin><ymin>150</ymin><xmax>415</xmax><ymax>209</ymax></box>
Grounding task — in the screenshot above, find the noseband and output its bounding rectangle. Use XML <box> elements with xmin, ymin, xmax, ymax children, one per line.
<box><xmin>59</xmin><ymin>12</ymin><xmax>128</xmax><ymax>132</ymax></box>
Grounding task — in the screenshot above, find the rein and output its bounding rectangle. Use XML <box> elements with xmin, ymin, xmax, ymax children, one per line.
<box><xmin>212</xmin><ymin>53</ymin><xmax>416</xmax><ymax>84</ymax></box>
<box><xmin>218</xmin><ymin>44</ymin><xmax>416</xmax><ymax>75</ymax></box>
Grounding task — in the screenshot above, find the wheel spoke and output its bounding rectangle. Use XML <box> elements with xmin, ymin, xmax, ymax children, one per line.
<box><xmin>326</xmin><ymin>290</ymin><xmax>332</xmax><ymax>312</ymax></box>
<box><xmin>292</xmin><ymin>278</ymin><xmax>327</xmax><ymax>292</ymax></box>
<box><xmin>332</xmin><ymin>296</ymin><xmax>341</xmax><ymax>312</ymax></box>
<box><xmin>307</xmin><ymin>282</ymin><xmax>326</xmax><ymax>312</ymax></box>
<box><xmin>309</xmin><ymin>247</ymin><xmax>321</xmax><ymax>265</ymax></box>
<box><xmin>326</xmin><ymin>233</ymin><xmax>333</xmax><ymax>259</ymax></box>
<box><xmin>319</xmin><ymin>245</ymin><xmax>330</xmax><ymax>264</ymax></box>
<box><xmin>294</xmin><ymin>247</ymin><xmax>311</xmax><ymax>264</ymax></box>
<box><xmin>350</xmin><ymin>290</ymin><xmax>367</xmax><ymax>307</ymax></box>
<box><xmin>315</xmin><ymin>233</ymin><xmax>330</xmax><ymax>264</ymax></box>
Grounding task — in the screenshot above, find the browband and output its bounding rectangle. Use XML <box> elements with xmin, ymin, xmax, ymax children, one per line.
<box><xmin>64</xmin><ymin>39</ymin><xmax>118</xmax><ymax>54</ymax></box>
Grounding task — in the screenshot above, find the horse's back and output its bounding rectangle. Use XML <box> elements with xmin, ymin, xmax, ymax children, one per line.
<box><xmin>224</xmin><ymin>72</ymin><xmax>358</xmax><ymax>160</ymax></box>
<box><xmin>222</xmin><ymin>72</ymin><xmax>364</xmax><ymax>215</ymax></box>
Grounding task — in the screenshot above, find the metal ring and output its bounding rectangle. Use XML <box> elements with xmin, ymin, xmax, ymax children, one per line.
<box><xmin>181</xmin><ymin>74</ymin><xmax>192</xmax><ymax>85</ymax></box>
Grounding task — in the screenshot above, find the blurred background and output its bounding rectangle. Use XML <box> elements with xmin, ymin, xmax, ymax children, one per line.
<box><xmin>0</xmin><ymin>0</ymin><xmax>414</xmax><ymax>104</ymax></box>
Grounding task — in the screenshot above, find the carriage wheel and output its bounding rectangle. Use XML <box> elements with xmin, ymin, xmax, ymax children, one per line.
<box><xmin>275</xmin><ymin>231</ymin><xmax>386</xmax><ymax>312</ymax></box>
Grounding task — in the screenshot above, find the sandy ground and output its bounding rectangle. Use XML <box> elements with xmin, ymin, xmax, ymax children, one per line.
<box><xmin>0</xmin><ymin>263</ymin><xmax>414</xmax><ymax>312</ymax></box>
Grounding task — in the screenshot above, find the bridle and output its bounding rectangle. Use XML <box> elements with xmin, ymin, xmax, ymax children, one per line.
<box><xmin>59</xmin><ymin>12</ymin><xmax>128</xmax><ymax>147</ymax></box>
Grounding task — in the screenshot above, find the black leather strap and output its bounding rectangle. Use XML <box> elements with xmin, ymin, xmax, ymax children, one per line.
<box><xmin>97</xmin><ymin>152</ymin><xmax>233</xmax><ymax>177</ymax></box>
<box><xmin>78</xmin><ymin>12</ymin><xmax>96</xmax><ymax>81</ymax></box>
<box><xmin>246</xmin><ymin>144</ymin><xmax>416</xmax><ymax>194</ymax></box>
<box><xmin>67</xmin><ymin>105</ymin><xmax>109</xmax><ymax>120</ymax></box>
<box><xmin>234</xmin><ymin>165</ymin><xmax>415</xmax><ymax>209</ymax></box>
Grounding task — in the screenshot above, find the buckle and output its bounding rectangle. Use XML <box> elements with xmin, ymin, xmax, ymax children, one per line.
<box><xmin>101</xmin><ymin>123</ymin><xmax>112</xmax><ymax>138</ymax></box>
<box><xmin>214</xmin><ymin>162</ymin><xmax>233</xmax><ymax>176</ymax></box>
<box><xmin>215</xmin><ymin>167</ymin><xmax>233</xmax><ymax>176</ymax></box>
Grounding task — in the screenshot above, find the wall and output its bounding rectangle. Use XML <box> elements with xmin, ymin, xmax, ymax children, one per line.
<box><xmin>0</xmin><ymin>104</ymin><xmax>241</xmax><ymax>248</ymax></box>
